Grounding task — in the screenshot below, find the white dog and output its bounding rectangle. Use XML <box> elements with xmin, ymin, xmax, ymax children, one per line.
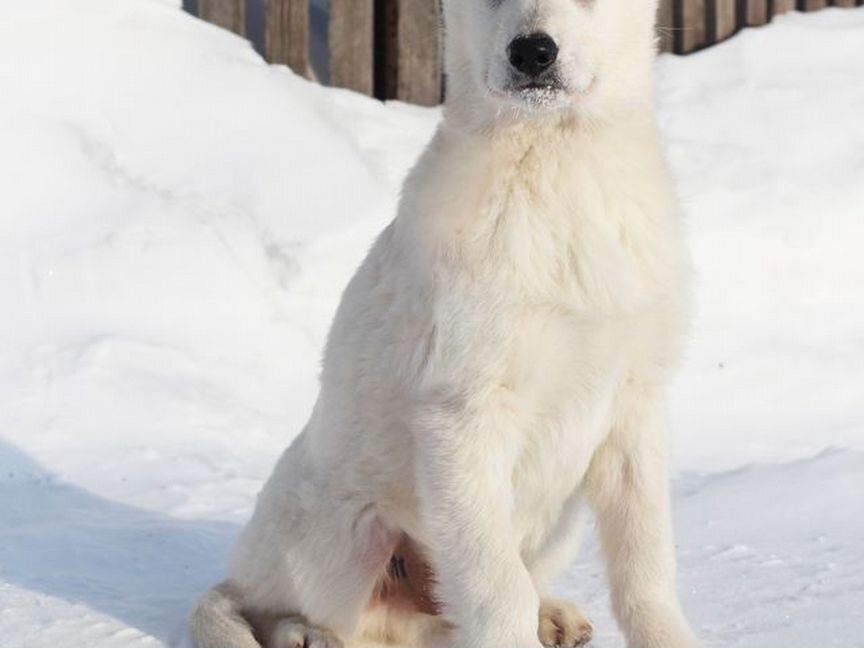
<box><xmin>190</xmin><ymin>1</ymin><xmax>699</xmax><ymax>647</ymax></box>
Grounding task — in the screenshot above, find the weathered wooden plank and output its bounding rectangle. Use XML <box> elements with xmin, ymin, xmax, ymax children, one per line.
<box><xmin>199</xmin><ymin>0</ymin><xmax>245</xmax><ymax>36</ymax></box>
<box><xmin>680</xmin><ymin>0</ymin><xmax>708</xmax><ymax>53</ymax></box>
<box><xmin>657</xmin><ymin>0</ymin><xmax>675</xmax><ymax>53</ymax></box>
<box><xmin>330</xmin><ymin>0</ymin><xmax>375</xmax><ymax>95</ymax></box>
<box><xmin>772</xmin><ymin>0</ymin><xmax>796</xmax><ymax>14</ymax></box>
<box><xmin>397</xmin><ymin>0</ymin><xmax>442</xmax><ymax>105</ymax></box>
<box><xmin>265</xmin><ymin>0</ymin><xmax>310</xmax><ymax>77</ymax></box>
<box><xmin>802</xmin><ymin>0</ymin><xmax>828</xmax><ymax>9</ymax></box>
<box><xmin>714</xmin><ymin>0</ymin><xmax>737</xmax><ymax>41</ymax></box>
<box><xmin>832</xmin><ymin>0</ymin><xmax>856</xmax><ymax>7</ymax></box>
<box><xmin>745</xmin><ymin>0</ymin><xmax>770</xmax><ymax>25</ymax></box>
<box><xmin>376</xmin><ymin>0</ymin><xmax>400</xmax><ymax>100</ymax></box>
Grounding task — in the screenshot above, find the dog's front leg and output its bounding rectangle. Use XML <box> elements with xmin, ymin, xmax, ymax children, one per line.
<box><xmin>585</xmin><ymin>387</ymin><xmax>699</xmax><ymax>648</ymax></box>
<box><xmin>415</xmin><ymin>398</ymin><xmax>542</xmax><ymax>648</ymax></box>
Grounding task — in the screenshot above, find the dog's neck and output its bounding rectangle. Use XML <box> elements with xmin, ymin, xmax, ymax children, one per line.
<box><xmin>438</xmin><ymin>103</ymin><xmax>662</xmax><ymax>170</ymax></box>
<box><xmin>394</xmin><ymin>99</ymin><xmax>682</xmax><ymax>315</ymax></box>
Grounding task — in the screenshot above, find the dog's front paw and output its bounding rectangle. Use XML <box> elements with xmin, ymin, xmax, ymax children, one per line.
<box><xmin>538</xmin><ymin>598</ymin><xmax>593</xmax><ymax>647</ymax></box>
<box><xmin>271</xmin><ymin>616</ymin><xmax>343</xmax><ymax>648</ymax></box>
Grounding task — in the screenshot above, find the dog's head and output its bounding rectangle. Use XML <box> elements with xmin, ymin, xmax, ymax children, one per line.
<box><xmin>441</xmin><ymin>0</ymin><xmax>659</xmax><ymax>128</ymax></box>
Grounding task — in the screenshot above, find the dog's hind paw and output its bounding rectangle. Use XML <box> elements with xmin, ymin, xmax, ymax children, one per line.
<box><xmin>271</xmin><ymin>616</ymin><xmax>344</xmax><ymax>648</ymax></box>
<box><xmin>539</xmin><ymin>598</ymin><xmax>593</xmax><ymax>647</ymax></box>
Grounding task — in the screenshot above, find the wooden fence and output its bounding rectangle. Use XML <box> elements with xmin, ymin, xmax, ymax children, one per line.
<box><xmin>185</xmin><ymin>0</ymin><xmax>863</xmax><ymax>106</ymax></box>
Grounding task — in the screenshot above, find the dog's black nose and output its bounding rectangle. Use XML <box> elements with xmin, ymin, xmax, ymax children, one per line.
<box><xmin>508</xmin><ymin>33</ymin><xmax>559</xmax><ymax>77</ymax></box>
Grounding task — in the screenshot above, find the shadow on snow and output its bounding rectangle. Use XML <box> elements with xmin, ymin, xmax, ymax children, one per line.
<box><xmin>0</xmin><ymin>440</ymin><xmax>239</xmax><ymax>646</ymax></box>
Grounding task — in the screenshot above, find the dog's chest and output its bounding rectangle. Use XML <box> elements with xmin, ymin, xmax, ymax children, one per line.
<box><xmin>429</xmin><ymin>141</ymin><xmax>682</xmax><ymax>315</ymax></box>
<box><xmin>446</xmin><ymin>152</ymin><xmax>683</xmax><ymax>531</ymax></box>
<box><xmin>410</xmin><ymin>128</ymin><xmax>686</xmax><ymax>538</ymax></box>
<box><xmin>504</xmin><ymin>306</ymin><xmax>631</xmax><ymax>495</ymax></box>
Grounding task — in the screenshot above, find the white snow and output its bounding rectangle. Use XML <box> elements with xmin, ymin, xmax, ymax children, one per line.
<box><xmin>1</xmin><ymin>1</ymin><xmax>862</xmax><ymax>646</ymax></box>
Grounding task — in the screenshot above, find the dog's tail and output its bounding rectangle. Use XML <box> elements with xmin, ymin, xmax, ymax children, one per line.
<box><xmin>189</xmin><ymin>581</ymin><xmax>261</xmax><ymax>648</ymax></box>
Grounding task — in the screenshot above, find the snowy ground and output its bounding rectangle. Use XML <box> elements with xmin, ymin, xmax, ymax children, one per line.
<box><xmin>1</xmin><ymin>1</ymin><xmax>863</xmax><ymax>647</ymax></box>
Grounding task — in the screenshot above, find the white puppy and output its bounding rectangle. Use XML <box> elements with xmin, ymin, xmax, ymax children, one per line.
<box><xmin>191</xmin><ymin>1</ymin><xmax>700</xmax><ymax>647</ymax></box>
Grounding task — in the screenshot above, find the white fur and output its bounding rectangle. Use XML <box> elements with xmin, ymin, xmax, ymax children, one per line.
<box><xmin>191</xmin><ymin>1</ymin><xmax>700</xmax><ymax>647</ymax></box>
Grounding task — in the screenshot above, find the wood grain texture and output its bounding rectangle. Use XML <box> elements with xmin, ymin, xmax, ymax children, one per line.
<box><xmin>715</xmin><ymin>0</ymin><xmax>737</xmax><ymax>41</ymax></box>
<box><xmin>376</xmin><ymin>0</ymin><xmax>399</xmax><ymax>100</ymax></box>
<box><xmin>657</xmin><ymin>0</ymin><xmax>675</xmax><ymax>53</ymax></box>
<box><xmin>802</xmin><ymin>0</ymin><xmax>828</xmax><ymax>9</ymax></box>
<box><xmin>199</xmin><ymin>0</ymin><xmax>245</xmax><ymax>36</ymax></box>
<box><xmin>329</xmin><ymin>0</ymin><xmax>375</xmax><ymax>95</ymax></box>
<box><xmin>681</xmin><ymin>0</ymin><xmax>708</xmax><ymax>53</ymax></box>
<box><xmin>832</xmin><ymin>0</ymin><xmax>855</xmax><ymax>7</ymax></box>
<box><xmin>396</xmin><ymin>0</ymin><xmax>442</xmax><ymax>105</ymax></box>
<box><xmin>745</xmin><ymin>0</ymin><xmax>770</xmax><ymax>25</ymax></box>
<box><xmin>772</xmin><ymin>0</ymin><xmax>796</xmax><ymax>13</ymax></box>
<box><xmin>265</xmin><ymin>0</ymin><xmax>310</xmax><ymax>77</ymax></box>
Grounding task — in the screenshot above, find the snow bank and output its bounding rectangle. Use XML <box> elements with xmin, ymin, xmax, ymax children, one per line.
<box><xmin>0</xmin><ymin>1</ymin><xmax>862</xmax><ymax>646</ymax></box>
<box><xmin>658</xmin><ymin>10</ymin><xmax>864</xmax><ymax>469</ymax></box>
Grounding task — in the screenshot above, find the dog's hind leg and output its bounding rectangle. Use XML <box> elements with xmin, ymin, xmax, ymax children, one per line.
<box><xmin>190</xmin><ymin>583</ymin><xmax>345</xmax><ymax>648</ymax></box>
<box><xmin>190</xmin><ymin>581</ymin><xmax>261</xmax><ymax>648</ymax></box>
<box><xmin>248</xmin><ymin>527</ymin><xmax>442</xmax><ymax>648</ymax></box>
<box><xmin>227</xmin><ymin>490</ymin><xmax>403</xmax><ymax>648</ymax></box>
<box><xmin>251</xmin><ymin>613</ymin><xmax>344</xmax><ymax>648</ymax></box>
